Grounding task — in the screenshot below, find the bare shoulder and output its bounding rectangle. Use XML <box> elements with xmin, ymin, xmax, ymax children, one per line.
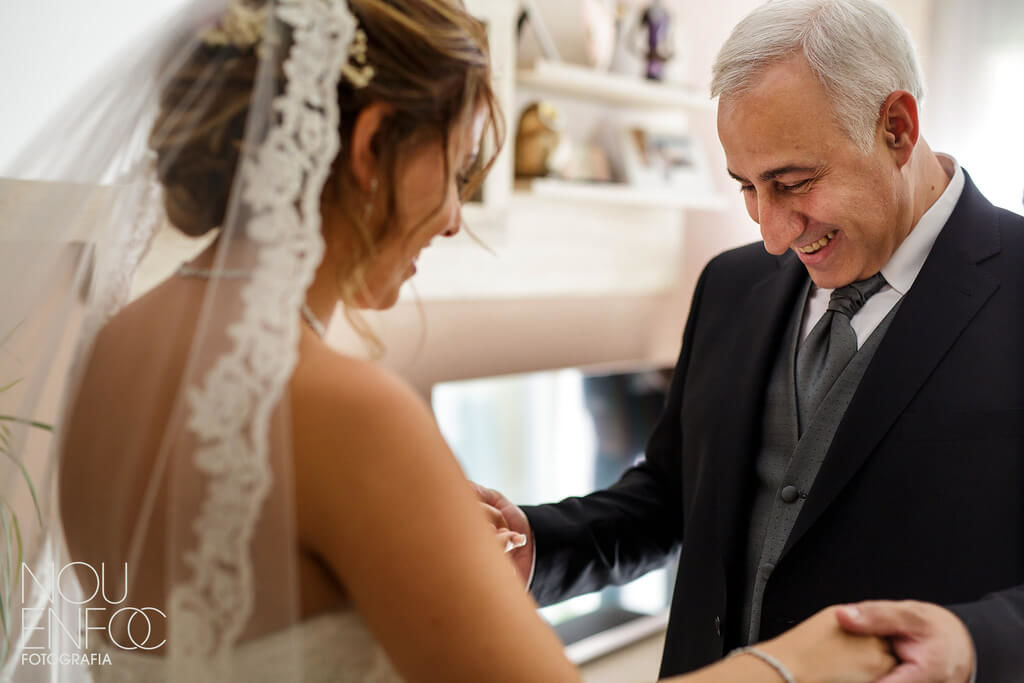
<box><xmin>290</xmin><ymin>340</ymin><xmax>439</xmax><ymax>451</ymax></box>
<box><xmin>288</xmin><ymin>339</ymin><xmax>474</xmax><ymax>588</ymax></box>
<box><xmin>288</xmin><ymin>339</ymin><xmax>461</xmax><ymax>524</ymax></box>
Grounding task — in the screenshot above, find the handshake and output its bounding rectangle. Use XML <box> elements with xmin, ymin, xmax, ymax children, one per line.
<box><xmin>475</xmin><ymin>483</ymin><xmax>976</xmax><ymax>683</ymax></box>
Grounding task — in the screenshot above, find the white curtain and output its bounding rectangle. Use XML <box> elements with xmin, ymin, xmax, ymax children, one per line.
<box><xmin>924</xmin><ymin>0</ymin><xmax>1024</xmax><ymax>216</ymax></box>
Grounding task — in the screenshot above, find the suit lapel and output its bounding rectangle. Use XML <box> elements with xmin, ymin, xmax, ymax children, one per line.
<box><xmin>715</xmin><ymin>253</ymin><xmax>807</xmax><ymax>563</ymax></box>
<box><xmin>781</xmin><ymin>173</ymin><xmax>1001</xmax><ymax>557</ymax></box>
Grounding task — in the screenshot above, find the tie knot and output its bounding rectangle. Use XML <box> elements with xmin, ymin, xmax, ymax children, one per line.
<box><xmin>827</xmin><ymin>273</ymin><xmax>887</xmax><ymax>318</ymax></box>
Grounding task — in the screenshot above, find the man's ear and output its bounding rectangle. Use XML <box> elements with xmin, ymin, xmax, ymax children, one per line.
<box><xmin>879</xmin><ymin>90</ymin><xmax>919</xmax><ymax>167</ymax></box>
<box><xmin>349</xmin><ymin>102</ymin><xmax>392</xmax><ymax>191</ymax></box>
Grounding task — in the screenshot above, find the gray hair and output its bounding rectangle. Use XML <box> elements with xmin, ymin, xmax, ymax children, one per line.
<box><xmin>710</xmin><ymin>0</ymin><xmax>924</xmax><ymax>153</ymax></box>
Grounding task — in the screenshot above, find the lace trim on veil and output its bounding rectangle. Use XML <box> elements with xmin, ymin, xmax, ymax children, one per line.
<box><xmin>167</xmin><ymin>1</ymin><xmax>354</xmax><ymax>677</ymax></box>
<box><xmin>77</xmin><ymin>159</ymin><xmax>164</xmax><ymax>357</ymax></box>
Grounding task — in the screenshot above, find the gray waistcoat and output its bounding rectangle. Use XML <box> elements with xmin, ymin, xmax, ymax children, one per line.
<box><xmin>741</xmin><ymin>285</ymin><xmax>900</xmax><ymax>643</ymax></box>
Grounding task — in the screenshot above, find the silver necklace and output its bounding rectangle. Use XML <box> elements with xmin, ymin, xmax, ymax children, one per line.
<box><xmin>176</xmin><ymin>265</ymin><xmax>326</xmax><ymax>339</ymax></box>
<box><xmin>299</xmin><ymin>305</ymin><xmax>327</xmax><ymax>339</ymax></box>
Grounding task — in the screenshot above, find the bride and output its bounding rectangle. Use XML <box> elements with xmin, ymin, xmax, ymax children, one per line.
<box><xmin>3</xmin><ymin>0</ymin><xmax>892</xmax><ymax>680</ymax></box>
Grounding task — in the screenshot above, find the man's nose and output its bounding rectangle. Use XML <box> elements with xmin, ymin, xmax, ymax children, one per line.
<box><xmin>758</xmin><ymin>198</ymin><xmax>802</xmax><ymax>255</ymax></box>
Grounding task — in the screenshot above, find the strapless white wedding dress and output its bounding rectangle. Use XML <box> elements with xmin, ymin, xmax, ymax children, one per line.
<box><xmin>91</xmin><ymin>610</ymin><xmax>403</xmax><ymax>682</ymax></box>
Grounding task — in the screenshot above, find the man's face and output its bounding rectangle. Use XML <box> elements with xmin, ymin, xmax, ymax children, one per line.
<box><xmin>717</xmin><ymin>55</ymin><xmax>909</xmax><ymax>289</ymax></box>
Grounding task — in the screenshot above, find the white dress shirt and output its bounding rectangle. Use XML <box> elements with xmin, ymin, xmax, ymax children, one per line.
<box><xmin>800</xmin><ymin>154</ymin><xmax>965</xmax><ymax>346</ymax></box>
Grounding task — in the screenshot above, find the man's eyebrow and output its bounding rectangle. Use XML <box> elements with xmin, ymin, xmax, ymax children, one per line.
<box><xmin>758</xmin><ymin>165</ymin><xmax>819</xmax><ymax>181</ymax></box>
<box><xmin>727</xmin><ymin>166</ymin><xmax>821</xmax><ymax>183</ymax></box>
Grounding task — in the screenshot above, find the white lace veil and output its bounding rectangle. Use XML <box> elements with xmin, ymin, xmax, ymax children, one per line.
<box><xmin>0</xmin><ymin>1</ymin><xmax>364</xmax><ymax>679</ymax></box>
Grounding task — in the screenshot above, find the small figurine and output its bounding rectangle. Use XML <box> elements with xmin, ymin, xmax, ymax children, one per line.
<box><xmin>515</xmin><ymin>102</ymin><xmax>563</xmax><ymax>178</ymax></box>
<box><xmin>637</xmin><ymin>0</ymin><xmax>675</xmax><ymax>81</ymax></box>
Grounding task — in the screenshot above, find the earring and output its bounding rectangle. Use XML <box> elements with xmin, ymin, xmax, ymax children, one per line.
<box><xmin>364</xmin><ymin>176</ymin><xmax>378</xmax><ymax>222</ymax></box>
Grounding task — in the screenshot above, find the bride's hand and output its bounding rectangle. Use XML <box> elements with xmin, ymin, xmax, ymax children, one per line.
<box><xmin>755</xmin><ymin>606</ymin><xmax>896</xmax><ymax>683</ymax></box>
<box><xmin>495</xmin><ymin>527</ymin><xmax>527</xmax><ymax>553</ymax></box>
<box><xmin>471</xmin><ymin>481</ymin><xmax>533</xmax><ymax>585</ymax></box>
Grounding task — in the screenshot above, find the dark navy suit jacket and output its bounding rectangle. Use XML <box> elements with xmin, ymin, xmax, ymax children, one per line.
<box><xmin>526</xmin><ymin>171</ymin><xmax>1024</xmax><ymax>680</ymax></box>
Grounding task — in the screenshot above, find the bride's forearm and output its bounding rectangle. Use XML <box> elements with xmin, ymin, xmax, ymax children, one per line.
<box><xmin>661</xmin><ymin>651</ymin><xmax>789</xmax><ymax>683</ymax></box>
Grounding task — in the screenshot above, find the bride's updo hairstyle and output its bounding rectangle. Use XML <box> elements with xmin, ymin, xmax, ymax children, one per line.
<box><xmin>150</xmin><ymin>0</ymin><xmax>503</xmax><ymax>251</ymax></box>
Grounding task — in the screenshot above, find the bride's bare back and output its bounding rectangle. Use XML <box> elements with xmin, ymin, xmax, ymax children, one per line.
<box><xmin>60</xmin><ymin>276</ymin><xmax>345</xmax><ymax>646</ymax></box>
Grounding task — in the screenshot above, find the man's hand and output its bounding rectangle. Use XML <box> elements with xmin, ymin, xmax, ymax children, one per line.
<box><xmin>750</xmin><ymin>607</ymin><xmax>895</xmax><ymax>683</ymax></box>
<box><xmin>470</xmin><ymin>482</ymin><xmax>534</xmax><ymax>586</ymax></box>
<box><xmin>836</xmin><ymin>600</ymin><xmax>975</xmax><ymax>683</ymax></box>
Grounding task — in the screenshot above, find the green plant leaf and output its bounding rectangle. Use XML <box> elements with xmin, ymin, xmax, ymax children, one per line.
<box><xmin>0</xmin><ymin>503</ymin><xmax>25</xmax><ymax>643</ymax></box>
<box><xmin>0</xmin><ymin>448</ymin><xmax>44</xmax><ymax>528</ymax></box>
<box><xmin>0</xmin><ymin>322</ymin><xmax>23</xmax><ymax>353</ymax></box>
<box><xmin>13</xmin><ymin>504</ymin><xmax>28</xmax><ymax>571</ymax></box>
<box><xmin>0</xmin><ymin>512</ymin><xmax>9</xmax><ymax>637</ymax></box>
<box><xmin>0</xmin><ymin>378</ymin><xmax>22</xmax><ymax>395</ymax></box>
<box><xmin>0</xmin><ymin>504</ymin><xmax>22</xmax><ymax>668</ymax></box>
<box><xmin>0</xmin><ymin>322</ymin><xmax>25</xmax><ymax>374</ymax></box>
<box><xmin>0</xmin><ymin>416</ymin><xmax>52</xmax><ymax>432</ymax></box>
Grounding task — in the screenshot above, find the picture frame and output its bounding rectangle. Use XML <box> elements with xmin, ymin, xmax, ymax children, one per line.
<box><xmin>617</xmin><ymin>126</ymin><xmax>712</xmax><ymax>194</ymax></box>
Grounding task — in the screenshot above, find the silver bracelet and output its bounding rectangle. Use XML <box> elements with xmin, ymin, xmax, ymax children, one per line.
<box><xmin>728</xmin><ymin>646</ymin><xmax>796</xmax><ymax>683</ymax></box>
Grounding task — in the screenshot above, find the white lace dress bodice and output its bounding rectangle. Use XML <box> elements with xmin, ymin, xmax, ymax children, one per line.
<box><xmin>91</xmin><ymin>610</ymin><xmax>403</xmax><ymax>682</ymax></box>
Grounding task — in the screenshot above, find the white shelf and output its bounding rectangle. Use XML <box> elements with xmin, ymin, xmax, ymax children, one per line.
<box><xmin>514</xmin><ymin>178</ymin><xmax>727</xmax><ymax>211</ymax></box>
<box><xmin>517</xmin><ymin>60</ymin><xmax>713</xmax><ymax>111</ymax></box>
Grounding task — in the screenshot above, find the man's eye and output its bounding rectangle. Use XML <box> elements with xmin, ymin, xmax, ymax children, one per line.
<box><xmin>739</xmin><ymin>184</ymin><xmax>755</xmax><ymax>194</ymax></box>
<box><xmin>779</xmin><ymin>179</ymin><xmax>811</xmax><ymax>191</ymax></box>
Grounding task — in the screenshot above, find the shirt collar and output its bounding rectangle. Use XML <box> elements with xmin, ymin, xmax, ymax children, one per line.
<box><xmin>880</xmin><ymin>153</ymin><xmax>964</xmax><ymax>295</ymax></box>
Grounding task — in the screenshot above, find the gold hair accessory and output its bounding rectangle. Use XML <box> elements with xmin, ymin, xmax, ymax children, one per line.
<box><xmin>341</xmin><ymin>28</ymin><xmax>375</xmax><ymax>88</ymax></box>
<box><xmin>201</xmin><ymin>2</ymin><xmax>269</xmax><ymax>50</ymax></box>
<box><xmin>201</xmin><ymin>0</ymin><xmax>375</xmax><ymax>89</ymax></box>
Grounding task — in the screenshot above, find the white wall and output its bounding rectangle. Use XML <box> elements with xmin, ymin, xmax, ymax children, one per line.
<box><xmin>923</xmin><ymin>0</ymin><xmax>1024</xmax><ymax>215</ymax></box>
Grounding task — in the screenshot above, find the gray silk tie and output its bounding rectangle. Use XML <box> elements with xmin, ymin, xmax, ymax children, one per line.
<box><xmin>795</xmin><ymin>273</ymin><xmax>887</xmax><ymax>431</ymax></box>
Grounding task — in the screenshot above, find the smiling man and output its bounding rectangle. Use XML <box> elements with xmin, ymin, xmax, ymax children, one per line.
<box><xmin>717</xmin><ymin>53</ymin><xmax>949</xmax><ymax>291</ymax></box>
<box><xmin>481</xmin><ymin>1</ymin><xmax>1024</xmax><ymax>681</ymax></box>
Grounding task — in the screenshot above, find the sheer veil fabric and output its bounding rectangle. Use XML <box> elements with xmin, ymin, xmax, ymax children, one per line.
<box><xmin>0</xmin><ymin>1</ymin><xmax>365</xmax><ymax>679</ymax></box>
